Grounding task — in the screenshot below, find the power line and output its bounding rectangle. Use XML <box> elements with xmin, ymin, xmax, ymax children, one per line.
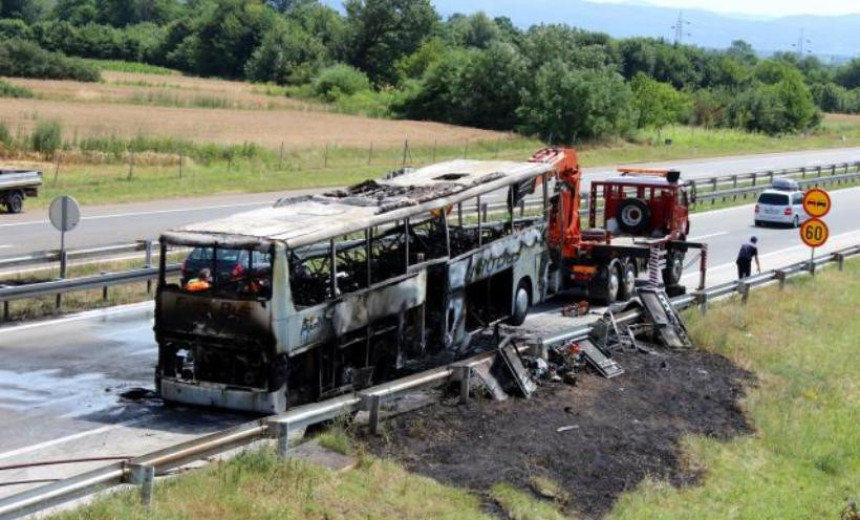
<box><xmin>791</xmin><ymin>28</ymin><xmax>812</xmax><ymax>58</ymax></box>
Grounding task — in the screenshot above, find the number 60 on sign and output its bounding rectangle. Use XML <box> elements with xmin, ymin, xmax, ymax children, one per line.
<box><xmin>800</xmin><ymin>218</ymin><xmax>829</xmax><ymax>248</ymax></box>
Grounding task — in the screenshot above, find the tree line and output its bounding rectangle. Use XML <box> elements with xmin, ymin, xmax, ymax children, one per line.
<box><xmin>2</xmin><ymin>0</ymin><xmax>859</xmax><ymax>141</ymax></box>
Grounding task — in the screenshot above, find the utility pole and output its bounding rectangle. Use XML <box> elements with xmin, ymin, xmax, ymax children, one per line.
<box><xmin>792</xmin><ymin>28</ymin><xmax>812</xmax><ymax>58</ymax></box>
<box><xmin>671</xmin><ymin>11</ymin><xmax>691</xmax><ymax>45</ymax></box>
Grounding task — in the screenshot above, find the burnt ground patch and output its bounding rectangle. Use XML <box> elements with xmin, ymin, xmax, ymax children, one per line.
<box><xmin>362</xmin><ymin>348</ymin><xmax>755</xmax><ymax>519</ymax></box>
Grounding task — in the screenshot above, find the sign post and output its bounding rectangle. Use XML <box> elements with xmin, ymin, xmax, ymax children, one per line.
<box><xmin>800</xmin><ymin>188</ymin><xmax>832</xmax><ymax>276</ymax></box>
<box><xmin>49</xmin><ymin>195</ymin><xmax>81</xmax><ymax>279</ymax></box>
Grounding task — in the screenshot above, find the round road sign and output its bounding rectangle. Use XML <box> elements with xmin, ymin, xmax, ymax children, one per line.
<box><xmin>802</xmin><ymin>188</ymin><xmax>831</xmax><ymax>218</ymax></box>
<box><xmin>49</xmin><ymin>195</ymin><xmax>81</xmax><ymax>232</ymax></box>
<box><xmin>800</xmin><ymin>218</ymin><xmax>829</xmax><ymax>248</ymax></box>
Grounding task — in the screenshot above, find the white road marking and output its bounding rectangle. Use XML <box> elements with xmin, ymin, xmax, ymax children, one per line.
<box><xmin>0</xmin><ymin>416</ymin><xmax>149</xmax><ymax>461</ymax></box>
<box><xmin>688</xmin><ymin>231</ymin><xmax>727</xmax><ymax>241</ymax></box>
<box><xmin>0</xmin><ymin>301</ymin><xmax>153</xmax><ymax>334</ymax></box>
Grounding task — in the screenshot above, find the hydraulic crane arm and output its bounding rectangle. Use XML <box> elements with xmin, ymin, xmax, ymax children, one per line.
<box><xmin>529</xmin><ymin>148</ymin><xmax>583</xmax><ymax>258</ymax></box>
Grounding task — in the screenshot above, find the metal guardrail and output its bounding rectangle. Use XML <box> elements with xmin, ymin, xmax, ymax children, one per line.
<box><xmin>0</xmin><ymin>244</ymin><xmax>857</xmax><ymax>520</ymax></box>
<box><xmin>0</xmin><ymin>242</ymin><xmax>151</xmax><ymax>271</ymax></box>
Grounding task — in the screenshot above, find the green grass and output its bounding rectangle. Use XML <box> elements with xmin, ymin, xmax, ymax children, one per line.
<box><xmin>490</xmin><ymin>482</ymin><xmax>568</xmax><ymax>520</ymax></box>
<box><xmin>608</xmin><ymin>260</ymin><xmax>860</xmax><ymax>520</ymax></box>
<box><xmin>85</xmin><ymin>59</ymin><xmax>179</xmax><ymax>76</ymax></box>
<box><xmin>50</xmin><ymin>447</ymin><xmax>490</xmax><ymax>520</ymax></box>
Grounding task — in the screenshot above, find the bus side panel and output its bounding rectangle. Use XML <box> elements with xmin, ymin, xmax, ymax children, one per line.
<box><xmin>157</xmin><ymin>291</ymin><xmax>274</xmax><ymax>346</ymax></box>
<box><xmin>282</xmin><ymin>270</ymin><xmax>428</xmax><ymax>355</ymax></box>
<box><xmin>446</xmin><ymin>226</ymin><xmax>547</xmax><ymax>346</ymax></box>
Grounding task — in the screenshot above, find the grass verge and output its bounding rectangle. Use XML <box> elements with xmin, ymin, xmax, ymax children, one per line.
<box><xmin>608</xmin><ymin>259</ymin><xmax>860</xmax><ymax>519</ymax></box>
<box><xmin>50</xmin><ymin>447</ymin><xmax>491</xmax><ymax>520</ymax></box>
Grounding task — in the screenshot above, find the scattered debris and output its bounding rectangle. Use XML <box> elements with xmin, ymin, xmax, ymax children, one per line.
<box><xmin>637</xmin><ymin>287</ymin><xmax>693</xmax><ymax>348</ymax></box>
<box><xmin>556</xmin><ymin>425</ymin><xmax>579</xmax><ymax>433</ymax></box>
<box><xmin>561</xmin><ymin>300</ymin><xmax>590</xmax><ymax>317</ymax></box>
<box><xmin>118</xmin><ymin>388</ymin><xmax>158</xmax><ymax>401</ymax></box>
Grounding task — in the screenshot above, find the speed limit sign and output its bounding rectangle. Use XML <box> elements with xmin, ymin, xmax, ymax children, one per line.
<box><xmin>800</xmin><ymin>218</ymin><xmax>829</xmax><ymax>248</ymax></box>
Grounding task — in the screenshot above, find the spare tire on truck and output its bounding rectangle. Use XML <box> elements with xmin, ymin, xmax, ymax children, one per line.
<box><xmin>617</xmin><ymin>198</ymin><xmax>650</xmax><ymax>234</ymax></box>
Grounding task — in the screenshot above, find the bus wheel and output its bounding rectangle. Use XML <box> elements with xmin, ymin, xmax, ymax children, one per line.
<box><xmin>619</xmin><ymin>260</ymin><xmax>637</xmax><ymax>300</ymax></box>
<box><xmin>507</xmin><ymin>279</ymin><xmax>530</xmax><ymax>326</ymax></box>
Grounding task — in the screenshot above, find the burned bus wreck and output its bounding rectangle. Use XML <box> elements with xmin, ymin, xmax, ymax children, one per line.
<box><xmin>154</xmin><ymin>159</ymin><xmax>557</xmax><ymax>413</ymax></box>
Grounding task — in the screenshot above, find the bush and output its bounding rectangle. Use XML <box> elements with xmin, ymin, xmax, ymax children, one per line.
<box><xmin>312</xmin><ymin>64</ymin><xmax>371</xmax><ymax>101</ymax></box>
<box><xmin>0</xmin><ymin>39</ymin><xmax>100</xmax><ymax>82</ymax></box>
<box><xmin>31</xmin><ymin>121</ymin><xmax>63</xmax><ymax>156</ymax></box>
<box><xmin>0</xmin><ymin>121</ymin><xmax>12</xmax><ymax>148</ymax></box>
<box><xmin>0</xmin><ymin>80</ymin><xmax>34</xmax><ymax>98</ymax></box>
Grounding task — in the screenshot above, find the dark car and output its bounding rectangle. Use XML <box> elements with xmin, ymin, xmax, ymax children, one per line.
<box><xmin>180</xmin><ymin>247</ymin><xmax>271</xmax><ymax>286</ymax></box>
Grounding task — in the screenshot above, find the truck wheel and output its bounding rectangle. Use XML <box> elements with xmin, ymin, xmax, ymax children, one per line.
<box><xmin>595</xmin><ymin>262</ymin><xmax>621</xmax><ymax>305</ymax></box>
<box><xmin>617</xmin><ymin>198</ymin><xmax>651</xmax><ymax>234</ymax></box>
<box><xmin>6</xmin><ymin>191</ymin><xmax>23</xmax><ymax>214</ymax></box>
<box><xmin>662</xmin><ymin>251</ymin><xmax>684</xmax><ymax>287</ymax></box>
<box><xmin>619</xmin><ymin>260</ymin><xmax>637</xmax><ymax>300</ymax></box>
<box><xmin>507</xmin><ymin>279</ymin><xmax>531</xmax><ymax>326</ymax></box>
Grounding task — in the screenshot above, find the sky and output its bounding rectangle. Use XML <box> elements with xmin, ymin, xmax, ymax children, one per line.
<box><xmin>588</xmin><ymin>0</ymin><xmax>860</xmax><ymax>18</ymax></box>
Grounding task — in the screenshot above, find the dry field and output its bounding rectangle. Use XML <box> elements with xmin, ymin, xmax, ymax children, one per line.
<box><xmin>0</xmin><ymin>73</ymin><xmax>507</xmax><ymax>149</ymax></box>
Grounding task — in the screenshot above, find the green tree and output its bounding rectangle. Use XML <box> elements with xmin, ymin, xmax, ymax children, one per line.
<box><xmin>51</xmin><ymin>0</ymin><xmax>98</xmax><ymax>25</ymax></box>
<box><xmin>520</xmin><ymin>24</ymin><xmax>613</xmax><ymax>71</ymax></box>
<box><xmin>245</xmin><ymin>20</ymin><xmax>327</xmax><ymax>84</ymax></box>
<box><xmin>835</xmin><ymin>58</ymin><xmax>860</xmax><ymax>90</ymax></box>
<box><xmin>394</xmin><ymin>36</ymin><xmax>445</xmax><ymax>83</ymax></box>
<box><xmin>726</xmin><ymin>40</ymin><xmax>757</xmax><ymax>65</ymax></box>
<box><xmin>444</xmin><ymin>12</ymin><xmax>501</xmax><ymax>49</ymax></box>
<box><xmin>630</xmin><ymin>72</ymin><xmax>690</xmax><ymax>129</ymax></box>
<box><xmin>312</xmin><ymin>63</ymin><xmax>371</xmax><ymax>101</ymax></box>
<box><xmin>344</xmin><ymin>0</ymin><xmax>438</xmax><ymax>86</ymax></box>
<box><xmin>517</xmin><ymin>61</ymin><xmax>634</xmax><ymax>142</ymax></box>
<box><xmin>170</xmin><ymin>0</ymin><xmax>277</xmax><ymax>78</ymax></box>
<box><xmin>1</xmin><ymin>0</ymin><xmax>49</xmax><ymax>22</ymax></box>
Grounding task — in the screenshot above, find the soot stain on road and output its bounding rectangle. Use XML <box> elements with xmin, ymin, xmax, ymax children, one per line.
<box><xmin>363</xmin><ymin>348</ymin><xmax>755</xmax><ymax>518</ymax></box>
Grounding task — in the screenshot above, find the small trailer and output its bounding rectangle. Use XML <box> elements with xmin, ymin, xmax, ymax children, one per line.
<box><xmin>0</xmin><ymin>169</ymin><xmax>42</xmax><ymax>214</ymax></box>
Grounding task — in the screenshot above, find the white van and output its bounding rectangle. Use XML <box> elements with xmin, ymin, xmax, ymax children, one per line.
<box><xmin>754</xmin><ymin>179</ymin><xmax>807</xmax><ymax>227</ymax></box>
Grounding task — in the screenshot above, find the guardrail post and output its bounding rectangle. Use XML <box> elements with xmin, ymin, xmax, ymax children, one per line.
<box><xmin>145</xmin><ymin>240</ymin><xmax>154</xmax><ymax>294</ymax></box>
<box><xmin>2</xmin><ymin>301</ymin><xmax>8</xmax><ymax>322</ymax></box>
<box><xmin>817</xmin><ymin>166</ymin><xmax>822</xmax><ymax>178</ymax></box>
<box><xmin>775</xmin><ymin>270</ymin><xmax>787</xmax><ymax>290</ymax></box>
<box><xmin>768</xmin><ymin>171</ymin><xmax>774</xmax><ymax>185</ymax></box>
<box><xmin>693</xmin><ymin>291</ymin><xmax>709</xmax><ymax>314</ymax></box>
<box><xmin>128</xmin><ymin>463</ymin><xmax>155</xmax><ymax>509</ymax></box>
<box><xmin>845</xmin><ymin>163</ymin><xmax>849</xmax><ymax>174</ymax></box>
<box><xmin>808</xmin><ymin>259</ymin><xmax>816</xmax><ymax>277</ymax></box>
<box><xmin>270</xmin><ymin>421</ymin><xmax>291</xmax><ymax>457</ymax></box>
<box><xmin>801</xmin><ymin>167</ymin><xmax>806</xmax><ymax>179</ymax></box>
<box><xmin>738</xmin><ymin>282</ymin><xmax>750</xmax><ymax>304</ymax></box>
<box><xmin>750</xmin><ymin>173</ymin><xmax>756</xmax><ymax>186</ymax></box>
<box><xmin>364</xmin><ymin>394</ymin><xmax>382</xmax><ymax>435</ymax></box>
<box><xmin>102</xmin><ymin>272</ymin><xmax>109</xmax><ymax>301</ymax></box>
<box><xmin>831</xmin><ymin>165</ymin><xmax>836</xmax><ymax>176</ymax></box>
<box><xmin>457</xmin><ymin>366</ymin><xmax>472</xmax><ymax>404</ymax></box>
<box><xmin>835</xmin><ymin>253</ymin><xmax>845</xmax><ymax>271</ymax></box>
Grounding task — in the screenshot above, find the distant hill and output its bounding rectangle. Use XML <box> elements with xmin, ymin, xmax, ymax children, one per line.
<box><xmin>429</xmin><ymin>0</ymin><xmax>860</xmax><ymax>61</ymax></box>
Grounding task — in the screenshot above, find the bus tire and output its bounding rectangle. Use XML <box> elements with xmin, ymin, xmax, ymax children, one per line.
<box><xmin>619</xmin><ymin>260</ymin><xmax>637</xmax><ymax>300</ymax></box>
<box><xmin>507</xmin><ymin>279</ymin><xmax>531</xmax><ymax>326</ymax></box>
<box><xmin>6</xmin><ymin>191</ymin><xmax>23</xmax><ymax>214</ymax></box>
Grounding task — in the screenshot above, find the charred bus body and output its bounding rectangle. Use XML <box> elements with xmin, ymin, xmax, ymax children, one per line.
<box><xmin>154</xmin><ymin>160</ymin><xmax>557</xmax><ymax>413</ymax></box>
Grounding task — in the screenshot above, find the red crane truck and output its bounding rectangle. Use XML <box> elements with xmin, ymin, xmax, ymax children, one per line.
<box><xmin>530</xmin><ymin>148</ymin><xmax>706</xmax><ymax>303</ymax></box>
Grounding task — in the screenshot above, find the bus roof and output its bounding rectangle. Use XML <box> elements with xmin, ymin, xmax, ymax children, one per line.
<box><xmin>163</xmin><ymin>159</ymin><xmax>554</xmax><ymax>250</ymax></box>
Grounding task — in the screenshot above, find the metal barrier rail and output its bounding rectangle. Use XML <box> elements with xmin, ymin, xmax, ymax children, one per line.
<box><xmin>0</xmin><ymin>242</ymin><xmax>152</xmax><ymax>271</ymax></box>
<box><xmin>0</xmin><ymin>244</ymin><xmax>857</xmax><ymax>520</ymax></box>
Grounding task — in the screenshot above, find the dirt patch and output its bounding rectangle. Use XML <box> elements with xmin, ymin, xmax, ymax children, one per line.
<box><xmin>363</xmin><ymin>348</ymin><xmax>755</xmax><ymax>519</ymax></box>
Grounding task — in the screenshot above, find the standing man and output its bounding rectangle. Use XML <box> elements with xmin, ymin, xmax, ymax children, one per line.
<box><xmin>736</xmin><ymin>236</ymin><xmax>760</xmax><ymax>280</ymax></box>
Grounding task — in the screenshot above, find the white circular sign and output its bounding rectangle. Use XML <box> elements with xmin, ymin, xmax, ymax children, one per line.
<box><xmin>49</xmin><ymin>196</ymin><xmax>81</xmax><ymax>233</ymax></box>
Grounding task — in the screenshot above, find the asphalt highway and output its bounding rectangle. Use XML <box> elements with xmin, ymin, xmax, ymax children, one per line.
<box><xmin>0</xmin><ymin>186</ymin><xmax>858</xmax><ymax>499</ymax></box>
<box><xmin>1</xmin><ymin>147</ymin><xmax>857</xmax><ymax>257</ymax></box>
